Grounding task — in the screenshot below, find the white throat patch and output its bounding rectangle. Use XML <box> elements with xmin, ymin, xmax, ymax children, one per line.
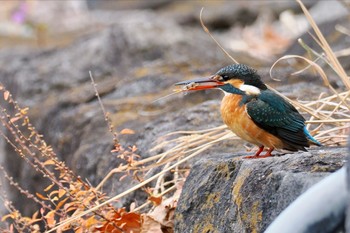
<box><xmin>239</xmin><ymin>84</ymin><xmax>261</xmax><ymax>95</ymax></box>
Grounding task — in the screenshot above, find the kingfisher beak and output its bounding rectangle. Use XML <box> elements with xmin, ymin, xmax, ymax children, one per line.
<box><xmin>175</xmin><ymin>75</ymin><xmax>225</xmax><ymax>91</ymax></box>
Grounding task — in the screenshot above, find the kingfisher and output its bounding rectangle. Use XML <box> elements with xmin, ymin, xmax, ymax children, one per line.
<box><xmin>175</xmin><ymin>64</ymin><xmax>322</xmax><ymax>159</ymax></box>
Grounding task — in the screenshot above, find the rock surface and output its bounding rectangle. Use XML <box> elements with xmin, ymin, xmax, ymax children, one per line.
<box><xmin>175</xmin><ymin>147</ymin><xmax>347</xmax><ymax>233</ymax></box>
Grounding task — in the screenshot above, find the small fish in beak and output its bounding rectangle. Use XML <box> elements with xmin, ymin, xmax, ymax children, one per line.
<box><xmin>175</xmin><ymin>75</ymin><xmax>225</xmax><ymax>91</ymax></box>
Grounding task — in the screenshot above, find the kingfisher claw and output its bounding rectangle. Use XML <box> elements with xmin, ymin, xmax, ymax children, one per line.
<box><xmin>243</xmin><ymin>147</ymin><xmax>274</xmax><ymax>159</ymax></box>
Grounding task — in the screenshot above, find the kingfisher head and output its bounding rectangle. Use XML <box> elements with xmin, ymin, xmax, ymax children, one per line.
<box><xmin>175</xmin><ymin>64</ymin><xmax>267</xmax><ymax>95</ymax></box>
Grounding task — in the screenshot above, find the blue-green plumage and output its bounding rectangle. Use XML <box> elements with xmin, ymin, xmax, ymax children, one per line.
<box><xmin>246</xmin><ymin>90</ymin><xmax>316</xmax><ymax>151</ymax></box>
<box><xmin>216</xmin><ymin>64</ymin><xmax>322</xmax><ymax>151</ymax></box>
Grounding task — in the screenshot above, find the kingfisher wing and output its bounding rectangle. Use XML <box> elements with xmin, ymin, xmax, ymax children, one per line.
<box><xmin>246</xmin><ymin>90</ymin><xmax>308</xmax><ymax>151</ymax></box>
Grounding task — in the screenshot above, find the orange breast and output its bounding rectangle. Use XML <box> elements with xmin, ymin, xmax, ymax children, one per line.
<box><xmin>220</xmin><ymin>94</ymin><xmax>284</xmax><ymax>149</ymax></box>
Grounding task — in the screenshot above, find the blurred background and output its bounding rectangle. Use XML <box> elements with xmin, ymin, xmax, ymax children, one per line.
<box><xmin>0</xmin><ymin>0</ymin><xmax>349</xmax><ymax>227</ymax></box>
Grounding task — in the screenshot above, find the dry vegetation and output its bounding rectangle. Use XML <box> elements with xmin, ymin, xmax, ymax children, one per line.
<box><xmin>0</xmin><ymin>0</ymin><xmax>349</xmax><ymax>232</ymax></box>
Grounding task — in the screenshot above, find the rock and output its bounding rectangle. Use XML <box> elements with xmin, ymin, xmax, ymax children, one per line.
<box><xmin>346</xmin><ymin>137</ymin><xmax>350</xmax><ymax>233</ymax></box>
<box><xmin>175</xmin><ymin>147</ymin><xmax>347</xmax><ymax>233</ymax></box>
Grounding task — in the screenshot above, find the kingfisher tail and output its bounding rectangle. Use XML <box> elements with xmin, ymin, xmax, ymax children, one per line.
<box><xmin>303</xmin><ymin>127</ymin><xmax>322</xmax><ymax>146</ymax></box>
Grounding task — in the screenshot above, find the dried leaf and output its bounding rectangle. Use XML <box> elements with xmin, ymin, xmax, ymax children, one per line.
<box><xmin>45</xmin><ymin>210</ymin><xmax>56</xmax><ymax>228</ymax></box>
<box><xmin>129</xmin><ymin>202</ymin><xmax>136</xmax><ymax>212</ymax></box>
<box><xmin>64</xmin><ymin>202</ymin><xmax>78</xmax><ymax>213</ymax></box>
<box><xmin>75</xmin><ymin>227</ymin><xmax>83</xmax><ymax>233</ymax></box>
<box><xmin>148</xmin><ymin>195</ymin><xmax>162</xmax><ymax>206</ymax></box>
<box><xmin>4</xmin><ymin>90</ymin><xmax>9</xmax><ymax>101</ymax></box>
<box><xmin>95</xmin><ymin>208</ymin><xmax>141</xmax><ymax>232</ymax></box>
<box><xmin>32</xmin><ymin>210</ymin><xmax>39</xmax><ymax>220</ymax></box>
<box><xmin>20</xmin><ymin>107</ymin><xmax>29</xmax><ymax>115</ymax></box>
<box><xmin>119</xmin><ymin>174</ymin><xmax>128</xmax><ymax>181</ymax></box>
<box><xmin>2</xmin><ymin>213</ymin><xmax>14</xmax><ymax>222</ymax></box>
<box><xmin>56</xmin><ymin>197</ymin><xmax>69</xmax><ymax>211</ymax></box>
<box><xmin>36</xmin><ymin>192</ymin><xmax>48</xmax><ymax>200</ymax></box>
<box><xmin>43</xmin><ymin>160</ymin><xmax>56</xmax><ymax>166</ymax></box>
<box><xmin>44</xmin><ymin>183</ymin><xmax>55</xmax><ymax>192</ymax></box>
<box><xmin>85</xmin><ymin>215</ymin><xmax>99</xmax><ymax>228</ymax></box>
<box><xmin>10</xmin><ymin>116</ymin><xmax>21</xmax><ymax>123</ymax></box>
<box><xmin>146</xmin><ymin>197</ymin><xmax>176</xmax><ymax>229</ymax></box>
<box><xmin>58</xmin><ymin>189</ymin><xmax>66</xmax><ymax>198</ymax></box>
<box><xmin>28</xmin><ymin>218</ymin><xmax>42</xmax><ymax>225</ymax></box>
<box><xmin>141</xmin><ymin>215</ymin><xmax>162</xmax><ymax>233</ymax></box>
<box><xmin>120</xmin><ymin>128</ymin><xmax>135</xmax><ymax>135</ymax></box>
<box><xmin>48</xmin><ymin>190</ymin><xmax>59</xmax><ymax>198</ymax></box>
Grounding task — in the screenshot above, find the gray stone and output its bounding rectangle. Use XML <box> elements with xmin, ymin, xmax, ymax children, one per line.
<box><xmin>346</xmin><ymin>137</ymin><xmax>350</xmax><ymax>233</ymax></box>
<box><xmin>175</xmin><ymin>147</ymin><xmax>347</xmax><ymax>233</ymax></box>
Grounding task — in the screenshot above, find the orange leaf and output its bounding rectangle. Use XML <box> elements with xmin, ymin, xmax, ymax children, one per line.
<box><xmin>4</xmin><ymin>90</ymin><xmax>9</xmax><ymax>101</ymax></box>
<box><xmin>45</xmin><ymin>210</ymin><xmax>56</xmax><ymax>228</ymax></box>
<box><xmin>43</xmin><ymin>160</ymin><xmax>56</xmax><ymax>166</ymax></box>
<box><xmin>95</xmin><ymin>208</ymin><xmax>141</xmax><ymax>232</ymax></box>
<box><xmin>120</xmin><ymin>128</ymin><xmax>135</xmax><ymax>135</ymax></box>
<box><xmin>85</xmin><ymin>215</ymin><xmax>99</xmax><ymax>228</ymax></box>
<box><xmin>56</xmin><ymin>197</ymin><xmax>69</xmax><ymax>211</ymax></box>
<box><xmin>44</xmin><ymin>183</ymin><xmax>55</xmax><ymax>192</ymax></box>
<box><xmin>148</xmin><ymin>195</ymin><xmax>162</xmax><ymax>206</ymax></box>
<box><xmin>48</xmin><ymin>190</ymin><xmax>59</xmax><ymax>198</ymax></box>
<box><xmin>32</xmin><ymin>210</ymin><xmax>39</xmax><ymax>220</ymax></box>
<box><xmin>58</xmin><ymin>189</ymin><xmax>66</xmax><ymax>198</ymax></box>
<box><xmin>36</xmin><ymin>192</ymin><xmax>48</xmax><ymax>200</ymax></box>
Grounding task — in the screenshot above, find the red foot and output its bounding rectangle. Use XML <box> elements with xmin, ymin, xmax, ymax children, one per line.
<box><xmin>243</xmin><ymin>147</ymin><xmax>274</xmax><ymax>159</ymax></box>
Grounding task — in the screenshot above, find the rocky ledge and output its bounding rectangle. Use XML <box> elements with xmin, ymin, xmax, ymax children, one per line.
<box><xmin>175</xmin><ymin>147</ymin><xmax>347</xmax><ymax>233</ymax></box>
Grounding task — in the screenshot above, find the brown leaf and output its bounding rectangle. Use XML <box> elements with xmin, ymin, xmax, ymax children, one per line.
<box><xmin>148</xmin><ymin>195</ymin><xmax>162</xmax><ymax>206</ymax></box>
<box><xmin>141</xmin><ymin>215</ymin><xmax>162</xmax><ymax>233</ymax></box>
<box><xmin>146</xmin><ymin>197</ymin><xmax>177</xmax><ymax>229</ymax></box>
<box><xmin>95</xmin><ymin>208</ymin><xmax>141</xmax><ymax>233</ymax></box>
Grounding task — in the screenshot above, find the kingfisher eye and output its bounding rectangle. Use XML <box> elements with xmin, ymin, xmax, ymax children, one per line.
<box><xmin>222</xmin><ymin>75</ymin><xmax>230</xmax><ymax>81</ymax></box>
